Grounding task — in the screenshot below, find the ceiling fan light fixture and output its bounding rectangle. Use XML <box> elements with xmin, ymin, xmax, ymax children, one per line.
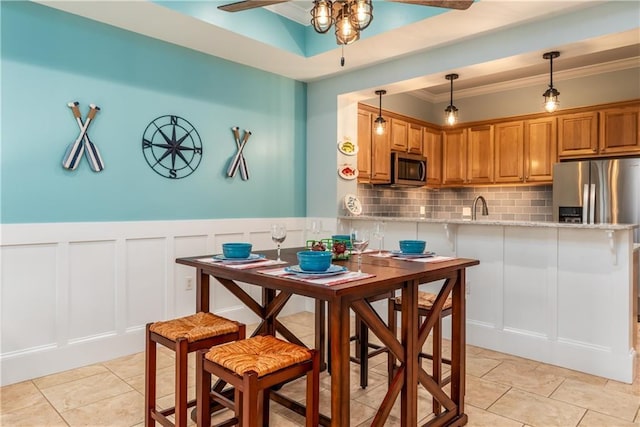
<box><xmin>444</xmin><ymin>73</ymin><xmax>459</xmax><ymax>126</ymax></box>
<box><xmin>335</xmin><ymin>2</ymin><xmax>360</xmax><ymax>45</ymax></box>
<box><xmin>311</xmin><ymin>0</ymin><xmax>334</xmax><ymax>33</ymax></box>
<box><xmin>374</xmin><ymin>89</ymin><xmax>387</xmax><ymax>135</ymax></box>
<box><xmin>349</xmin><ymin>0</ymin><xmax>373</xmax><ymax>30</ymax></box>
<box><xmin>542</xmin><ymin>51</ymin><xmax>560</xmax><ymax>113</ymax></box>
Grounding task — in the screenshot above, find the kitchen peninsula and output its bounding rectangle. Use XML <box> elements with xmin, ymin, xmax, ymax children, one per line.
<box><xmin>340</xmin><ymin>216</ymin><xmax>638</xmax><ymax>383</ymax></box>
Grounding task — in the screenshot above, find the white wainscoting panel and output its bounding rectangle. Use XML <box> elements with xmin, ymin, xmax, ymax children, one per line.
<box><xmin>502</xmin><ymin>227</ymin><xmax>557</xmax><ymax>337</ymax></box>
<box><xmin>126</xmin><ymin>238</ymin><xmax>167</xmax><ymax>331</ymax></box>
<box><xmin>0</xmin><ymin>217</ymin><xmax>323</xmax><ymax>386</ymax></box>
<box><xmin>68</xmin><ymin>240</ymin><xmax>117</xmax><ymax>342</ymax></box>
<box><xmin>457</xmin><ymin>225</ymin><xmax>504</xmax><ymax>329</ymax></box>
<box><xmin>1</xmin><ymin>244</ymin><xmax>58</xmax><ymax>354</ymax></box>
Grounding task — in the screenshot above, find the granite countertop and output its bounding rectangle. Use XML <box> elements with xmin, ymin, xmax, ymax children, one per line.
<box><xmin>339</xmin><ymin>215</ymin><xmax>639</xmax><ymax>231</ymax></box>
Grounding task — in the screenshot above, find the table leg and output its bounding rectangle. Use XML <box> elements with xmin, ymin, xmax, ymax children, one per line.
<box><xmin>329</xmin><ymin>298</ymin><xmax>350</xmax><ymax>427</ymax></box>
<box><xmin>451</xmin><ymin>270</ymin><xmax>467</xmax><ymax>420</ymax></box>
<box><xmin>315</xmin><ymin>300</ymin><xmax>327</xmax><ymax>371</ymax></box>
<box><xmin>263</xmin><ymin>288</ymin><xmax>276</xmax><ymax>335</ymax></box>
<box><xmin>401</xmin><ymin>279</ymin><xmax>418</xmax><ymax>427</ymax></box>
<box><xmin>196</xmin><ymin>269</ymin><xmax>210</xmax><ymax>312</ymax></box>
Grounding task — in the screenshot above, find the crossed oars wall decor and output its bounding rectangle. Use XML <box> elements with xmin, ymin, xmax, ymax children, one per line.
<box><xmin>62</xmin><ymin>102</ymin><xmax>104</xmax><ymax>172</ymax></box>
<box><xmin>227</xmin><ymin>126</ymin><xmax>251</xmax><ymax>180</ymax></box>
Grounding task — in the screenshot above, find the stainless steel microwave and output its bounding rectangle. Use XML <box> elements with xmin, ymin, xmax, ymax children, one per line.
<box><xmin>391</xmin><ymin>152</ymin><xmax>427</xmax><ymax>186</ymax></box>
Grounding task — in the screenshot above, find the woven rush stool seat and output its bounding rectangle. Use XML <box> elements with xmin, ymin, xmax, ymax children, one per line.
<box><xmin>146</xmin><ymin>312</ymin><xmax>245</xmax><ymax>427</ymax></box>
<box><xmin>394</xmin><ymin>291</ymin><xmax>453</xmax><ymax>310</ymax></box>
<box><xmin>197</xmin><ymin>335</ymin><xmax>319</xmax><ymax>427</ymax></box>
<box><xmin>389</xmin><ymin>291</ymin><xmax>453</xmax><ymax>415</ymax></box>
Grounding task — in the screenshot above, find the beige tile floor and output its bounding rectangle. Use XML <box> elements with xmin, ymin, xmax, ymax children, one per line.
<box><xmin>1</xmin><ymin>312</ymin><xmax>639</xmax><ymax>426</ymax></box>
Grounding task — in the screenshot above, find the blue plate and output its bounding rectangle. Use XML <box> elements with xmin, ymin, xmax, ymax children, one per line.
<box><xmin>284</xmin><ymin>264</ymin><xmax>348</xmax><ymax>277</ymax></box>
<box><xmin>390</xmin><ymin>250</ymin><xmax>435</xmax><ymax>259</ymax></box>
<box><xmin>212</xmin><ymin>253</ymin><xmax>265</xmax><ymax>263</ymax></box>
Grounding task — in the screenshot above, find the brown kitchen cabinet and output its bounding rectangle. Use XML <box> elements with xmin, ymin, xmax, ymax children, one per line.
<box><xmin>442</xmin><ymin>128</ymin><xmax>467</xmax><ymax>185</ymax></box>
<box><xmin>371</xmin><ymin>119</ymin><xmax>391</xmax><ymax>182</ymax></box>
<box><xmin>357</xmin><ymin>109</ymin><xmax>372</xmax><ymax>182</ymax></box>
<box><xmin>357</xmin><ymin>106</ymin><xmax>391</xmax><ymax>183</ymax></box>
<box><xmin>423</xmin><ymin>126</ymin><xmax>442</xmax><ymax>186</ymax></box>
<box><xmin>390</xmin><ymin>118</ymin><xmax>408</xmax><ymax>151</ymax></box>
<box><xmin>408</xmin><ymin>124</ymin><xmax>423</xmax><ymax>155</ymax></box>
<box><xmin>494</xmin><ymin>121</ymin><xmax>524</xmax><ymax>183</ymax></box>
<box><xmin>466</xmin><ymin>125</ymin><xmax>494</xmax><ymax>184</ymax></box>
<box><xmin>494</xmin><ymin>118</ymin><xmax>556</xmax><ymax>184</ymax></box>
<box><xmin>524</xmin><ymin>117</ymin><xmax>556</xmax><ymax>182</ymax></box>
<box><xmin>599</xmin><ymin>103</ymin><xmax>640</xmax><ymax>155</ymax></box>
<box><xmin>557</xmin><ymin>111</ymin><xmax>598</xmax><ymax>158</ymax></box>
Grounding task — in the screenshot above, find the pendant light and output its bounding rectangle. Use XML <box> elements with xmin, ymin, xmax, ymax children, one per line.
<box><xmin>374</xmin><ymin>90</ymin><xmax>387</xmax><ymax>135</ymax></box>
<box><xmin>335</xmin><ymin>2</ymin><xmax>360</xmax><ymax>46</ymax></box>
<box><xmin>542</xmin><ymin>51</ymin><xmax>560</xmax><ymax>113</ymax></box>
<box><xmin>311</xmin><ymin>0</ymin><xmax>372</xmax><ymax>66</ymax></box>
<box><xmin>444</xmin><ymin>73</ymin><xmax>459</xmax><ymax>126</ymax></box>
<box><xmin>310</xmin><ymin>0</ymin><xmax>334</xmax><ymax>33</ymax></box>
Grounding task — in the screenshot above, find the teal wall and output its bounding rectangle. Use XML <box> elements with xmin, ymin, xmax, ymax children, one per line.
<box><xmin>0</xmin><ymin>2</ymin><xmax>307</xmax><ymax>224</ymax></box>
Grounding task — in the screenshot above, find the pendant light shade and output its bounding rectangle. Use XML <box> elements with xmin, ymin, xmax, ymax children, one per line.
<box><xmin>444</xmin><ymin>73</ymin><xmax>459</xmax><ymax>126</ymax></box>
<box><xmin>349</xmin><ymin>0</ymin><xmax>373</xmax><ymax>31</ymax></box>
<box><xmin>311</xmin><ymin>0</ymin><xmax>334</xmax><ymax>33</ymax></box>
<box><xmin>374</xmin><ymin>90</ymin><xmax>387</xmax><ymax>135</ymax></box>
<box><xmin>335</xmin><ymin>2</ymin><xmax>360</xmax><ymax>45</ymax></box>
<box><xmin>543</xmin><ymin>51</ymin><xmax>560</xmax><ymax>113</ymax></box>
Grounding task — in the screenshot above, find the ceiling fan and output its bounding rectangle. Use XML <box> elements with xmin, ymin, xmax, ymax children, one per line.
<box><xmin>218</xmin><ymin>0</ymin><xmax>474</xmax><ymax>13</ymax></box>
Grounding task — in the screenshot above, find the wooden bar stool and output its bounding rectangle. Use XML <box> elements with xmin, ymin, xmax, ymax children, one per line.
<box><xmin>145</xmin><ymin>312</ymin><xmax>245</xmax><ymax>427</ymax></box>
<box><xmin>196</xmin><ymin>335</ymin><xmax>320</xmax><ymax>427</ymax></box>
<box><xmin>388</xmin><ymin>291</ymin><xmax>453</xmax><ymax>414</ymax></box>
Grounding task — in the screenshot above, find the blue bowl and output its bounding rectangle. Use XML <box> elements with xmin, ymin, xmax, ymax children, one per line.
<box><xmin>222</xmin><ymin>242</ymin><xmax>252</xmax><ymax>259</ymax></box>
<box><xmin>297</xmin><ymin>250</ymin><xmax>332</xmax><ymax>272</ymax></box>
<box><xmin>399</xmin><ymin>240</ymin><xmax>426</xmax><ymax>254</ymax></box>
<box><xmin>332</xmin><ymin>234</ymin><xmax>352</xmax><ymax>249</ymax></box>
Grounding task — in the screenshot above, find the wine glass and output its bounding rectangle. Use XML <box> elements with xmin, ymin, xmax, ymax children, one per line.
<box><xmin>309</xmin><ymin>219</ymin><xmax>323</xmax><ymax>242</ymax></box>
<box><xmin>350</xmin><ymin>228</ymin><xmax>370</xmax><ymax>273</ymax></box>
<box><xmin>372</xmin><ymin>221</ymin><xmax>385</xmax><ymax>255</ymax></box>
<box><xmin>271</xmin><ymin>223</ymin><xmax>287</xmax><ymax>261</ymax></box>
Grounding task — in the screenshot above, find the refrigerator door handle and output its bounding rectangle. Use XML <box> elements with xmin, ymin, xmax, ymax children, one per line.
<box><xmin>582</xmin><ymin>184</ymin><xmax>589</xmax><ymax>223</ymax></box>
<box><xmin>589</xmin><ymin>183</ymin><xmax>596</xmax><ymax>223</ymax></box>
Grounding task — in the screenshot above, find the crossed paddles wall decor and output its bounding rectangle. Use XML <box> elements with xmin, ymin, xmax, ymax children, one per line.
<box><xmin>62</xmin><ymin>102</ymin><xmax>104</xmax><ymax>172</ymax></box>
<box><xmin>226</xmin><ymin>126</ymin><xmax>251</xmax><ymax>180</ymax></box>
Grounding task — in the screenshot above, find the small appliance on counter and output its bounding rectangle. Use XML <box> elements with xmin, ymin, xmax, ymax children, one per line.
<box><xmin>552</xmin><ymin>157</ymin><xmax>640</xmax><ymax>243</ymax></box>
<box><xmin>390</xmin><ymin>152</ymin><xmax>427</xmax><ymax>186</ymax></box>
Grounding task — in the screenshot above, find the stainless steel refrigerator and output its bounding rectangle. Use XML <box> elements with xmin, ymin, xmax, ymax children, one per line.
<box><xmin>552</xmin><ymin>158</ymin><xmax>640</xmax><ymax>243</ymax></box>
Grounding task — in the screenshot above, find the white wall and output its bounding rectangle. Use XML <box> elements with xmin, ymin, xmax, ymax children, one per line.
<box><xmin>0</xmin><ymin>217</ymin><xmax>337</xmax><ymax>386</ymax></box>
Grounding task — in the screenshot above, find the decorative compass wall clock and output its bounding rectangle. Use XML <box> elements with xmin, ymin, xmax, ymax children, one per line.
<box><xmin>141</xmin><ymin>115</ymin><xmax>202</xmax><ymax>179</ymax></box>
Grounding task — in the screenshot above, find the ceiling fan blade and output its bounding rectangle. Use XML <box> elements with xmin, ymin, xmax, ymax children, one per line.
<box><xmin>387</xmin><ymin>0</ymin><xmax>474</xmax><ymax>10</ymax></box>
<box><xmin>218</xmin><ymin>0</ymin><xmax>289</xmax><ymax>12</ymax></box>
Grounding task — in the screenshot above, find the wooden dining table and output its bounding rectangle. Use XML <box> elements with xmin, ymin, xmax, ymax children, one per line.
<box><xmin>176</xmin><ymin>247</ymin><xmax>478</xmax><ymax>426</ymax></box>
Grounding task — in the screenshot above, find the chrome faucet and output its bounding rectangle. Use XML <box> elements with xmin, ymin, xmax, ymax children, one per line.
<box><xmin>472</xmin><ymin>195</ymin><xmax>489</xmax><ymax>220</ymax></box>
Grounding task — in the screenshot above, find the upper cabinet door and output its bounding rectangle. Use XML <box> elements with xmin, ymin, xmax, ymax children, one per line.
<box><xmin>467</xmin><ymin>125</ymin><xmax>494</xmax><ymax>184</ymax></box>
<box><xmin>442</xmin><ymin>128</ymin><xmax>467</xmax><ymax>185</ymax></box>
<box><xmin>357</xmin><ymin>109</ymin><xmax>372</xmax><ymax>183</ymax></box>
<box><xmin>371</xmin><ymin>118</ymin><xmax>391</xmax><ymax>183</ymax></box>
<box><xmin>524</xmin><ymin>117</ymin><xmax>556</xmax><ymax>183</ymax></box>
<box><xmin>494</xmin><ymin>121</ymin><xmax>524</xmax><ymax>183</ymax></box>
<box><xmin>557</xmin><ymin>111</ymin><xmax>598</xmax><ymax>158</ymax></box>
<box><xmin>408</xmin><ymin>124</ymin><xmax>423</xmax><ymax>155</ymax></box>
<box><xmin>390</xmin><ymin>118</ymin><xmax>408</xmax><ymax>151</ymax></box>
<box><xmin>599</xmin><ymin>103</ymin><xmax>640</xmax><ymax>155</ymax></box>
<box><xmin>423</xmin><ymin>126</ymin><xmax>442</xmax><ymax>186</ymax></box>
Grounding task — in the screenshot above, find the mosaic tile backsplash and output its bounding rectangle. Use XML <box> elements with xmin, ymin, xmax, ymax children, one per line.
<box><xmin>357</xmin><ymin>184</ymin><xmax>553</xmax><ymax>222</ymax></box>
